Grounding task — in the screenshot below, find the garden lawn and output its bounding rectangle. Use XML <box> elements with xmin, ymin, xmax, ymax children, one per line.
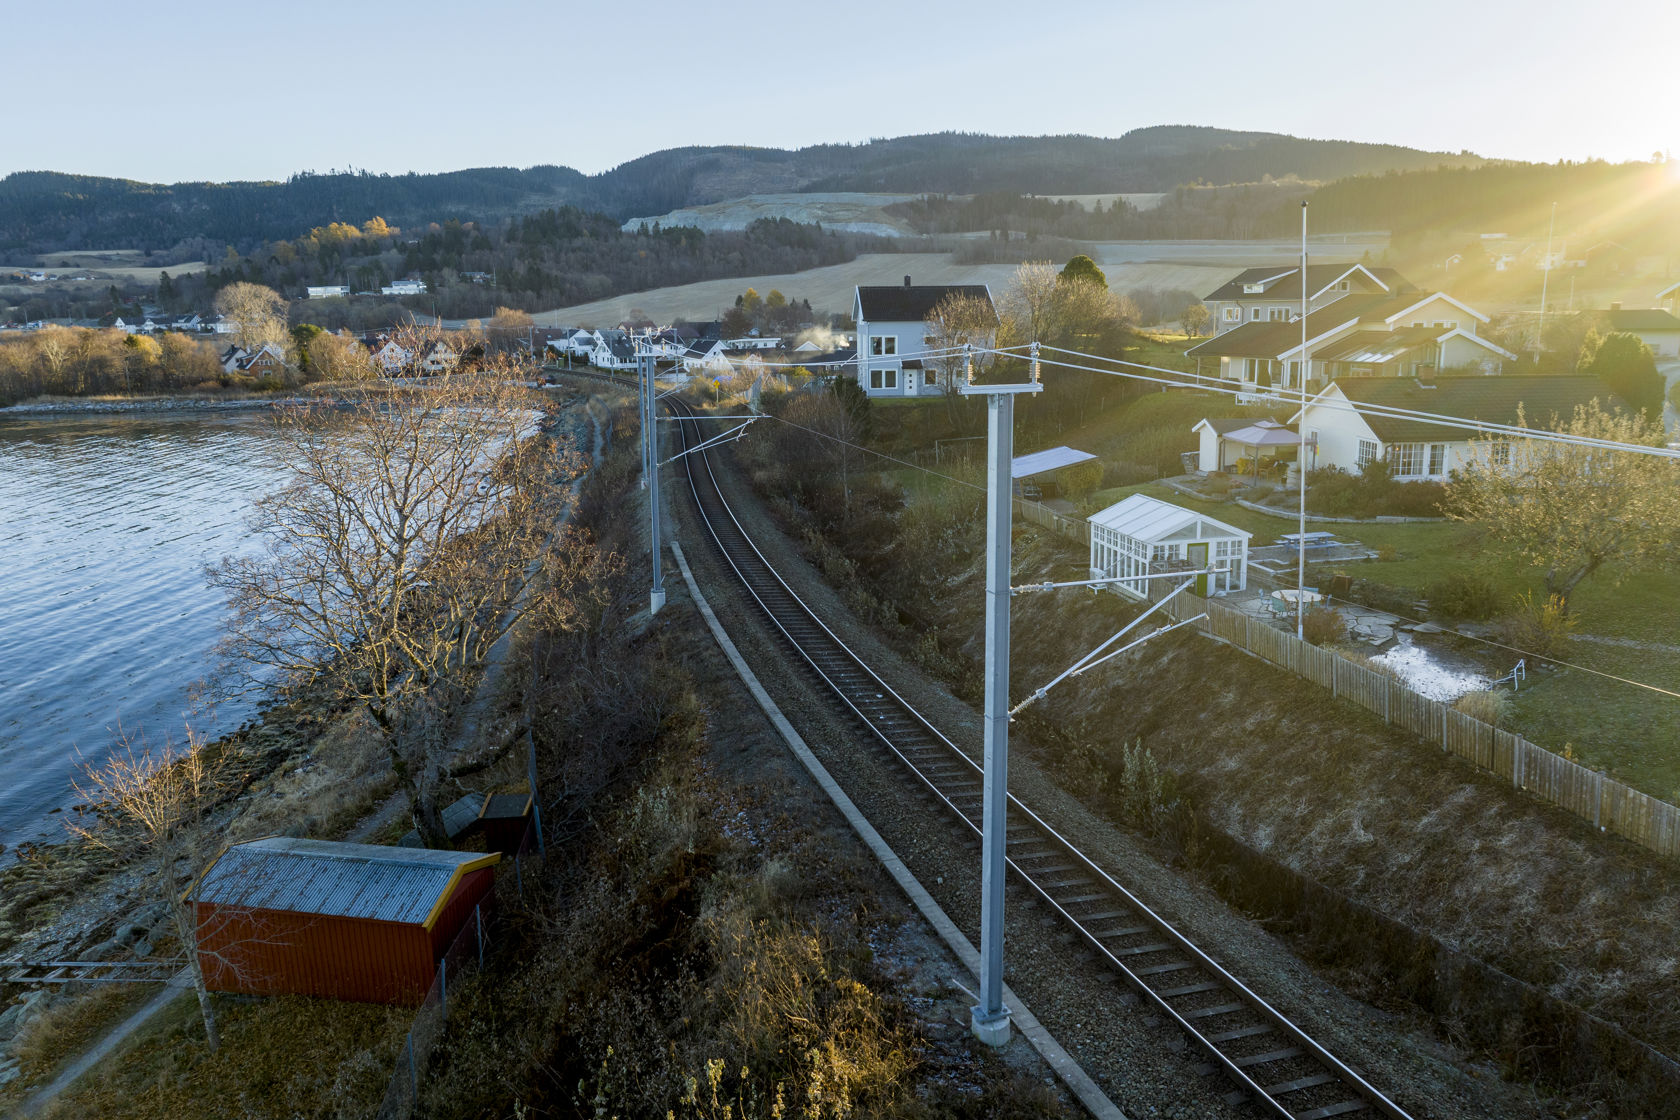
<box><xmin>1079</xmin><ymin>481</ymin><xmax>1680</xmax><ymax>799</ymax></box>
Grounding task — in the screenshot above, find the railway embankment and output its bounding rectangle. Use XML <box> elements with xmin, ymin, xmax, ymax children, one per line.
<box><xmin>725</xmin><ymin>406</ymin><xmax>1680</xmax><ymax>1116</ymax></box>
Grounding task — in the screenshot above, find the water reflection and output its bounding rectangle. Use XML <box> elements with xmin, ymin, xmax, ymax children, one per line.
<box><xmin>0</xmin><ymin>413</ymin><xmax>290</xmax><ymax>848</ymax></box>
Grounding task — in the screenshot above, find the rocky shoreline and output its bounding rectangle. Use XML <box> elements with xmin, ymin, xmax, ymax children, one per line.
<box><xmin>0</xmin><ymin>395</ymin><xmax>302</xmax><ymax>416</ymax></box>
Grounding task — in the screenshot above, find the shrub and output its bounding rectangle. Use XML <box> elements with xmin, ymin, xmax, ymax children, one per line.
<box><xmin>1056</xmin><ymin>458</ymin><xmax>1103</xmax><ymax>499</ymax></box>
<box><xmin>1305</xmin><ymin>462</ymin><xmax>1444</xmax><ymax>518</ymax></box>
<box><xmin>1427</xmin><ymin>572</ymin><xmax>1502</xmax><ymax>620</ymax></box>
<box><xmin>1116</xmin><ymin>740</ymin><xmax>1174</xmax><ymax>831</ymax></box>
<box><xmin>1454</xmin><ymin>689</ymin><xmax>1509</xmax><ymax>725</ymax></box>
<box><xmin>1300</xmin><ymin>604</ymin><xmax>1345</xmax><ymax>646</ymax></box>
<box><xmin>1500</xmin><ymin>591</ymin><xmax>1576</xmax><ymax>659</ymax></box>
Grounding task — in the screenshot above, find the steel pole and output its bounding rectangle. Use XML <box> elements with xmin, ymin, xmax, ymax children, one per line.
<box><xmin>1298</xmin><ymin>201</ymin><xmax>1308</xmax><ymax>640</ymax></box>
<box><xmin>972</xmin><ymin>390</ymin><xmax>1014</xmax><ymax>1048</ymax></box>
<box><xmin>644</xmin><ymin>354</ymin><xmax>666</xmax><ymax>615</ymax></box>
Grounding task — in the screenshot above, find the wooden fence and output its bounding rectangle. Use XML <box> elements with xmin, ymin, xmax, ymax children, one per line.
<box><xmin>1016</xmin><ymin>499</ymin><xmax>1680</xmax><ymax>860</ymax></box>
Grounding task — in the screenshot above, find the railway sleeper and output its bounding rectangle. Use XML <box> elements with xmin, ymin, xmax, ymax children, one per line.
<box><xmin>1293</xmin><ymin>1101</ymin><xmax>1370</xmax><ymax>1119</ymax></box>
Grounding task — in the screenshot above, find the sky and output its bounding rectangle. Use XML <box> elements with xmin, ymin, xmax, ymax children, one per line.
<box><xmin>6</xmin><ymin>0</ymin><xmax>1677</xmax><ymax>183</ymax></box>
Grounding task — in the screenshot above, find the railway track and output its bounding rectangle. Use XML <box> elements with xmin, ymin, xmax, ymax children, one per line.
<box><xmin>556</xmin><ymin>365</ymin><xmax>1412</xmax><ymax>1119</ymax></box>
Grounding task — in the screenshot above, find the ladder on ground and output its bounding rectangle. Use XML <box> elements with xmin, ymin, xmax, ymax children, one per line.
<box><xmin>1</xmin><ymin>959</ymin><xmax>186</xmax><ymax>985</ymax></box>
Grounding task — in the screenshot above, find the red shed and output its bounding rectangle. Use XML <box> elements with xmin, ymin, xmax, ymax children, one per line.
<box><xmin>190</xmin><ymin>837</ymin><xmax>499</xmax><ymax>1005</ymax></box>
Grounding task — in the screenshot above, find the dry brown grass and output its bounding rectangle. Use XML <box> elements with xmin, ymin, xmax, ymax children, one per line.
<box><xmin>39</xmin><ymin>992</ymin><xmax>406</xmax><ymax>1120</ymax></box>
<box><xmin>0</xmin><ymin>984</ymin><xmax>153</xmax><ymax>1102</ymax></box>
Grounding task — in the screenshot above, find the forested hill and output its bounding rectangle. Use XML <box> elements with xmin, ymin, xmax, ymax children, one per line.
<box><xmin>0</xmin><ymin>126</ymin><xmax>1480</xmax><ymax>254</ymax></box>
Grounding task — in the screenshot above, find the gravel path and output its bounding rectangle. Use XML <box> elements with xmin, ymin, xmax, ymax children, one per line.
<box><xmin>663</xmin><ymin>442</ymin><xmax>1547</xmax><ymax>1120</ymax></box>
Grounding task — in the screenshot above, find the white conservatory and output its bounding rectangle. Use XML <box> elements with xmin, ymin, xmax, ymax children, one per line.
<box><xmin>1088</xmin><ymin>493</ymin><xmax>1250</xmax><ymax>598</ymax></box>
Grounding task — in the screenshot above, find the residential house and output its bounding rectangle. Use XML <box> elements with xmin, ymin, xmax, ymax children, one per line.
<box><xmin>590</xmin><ymin>332</ymin><xmax>638</xmax><ymax>371</ymax></box>
<box><xmin>1289</xmin><ymin>375</ymin><xmax>1615</xmax><ymax>482</ymax></box>
<box><xmin>722</xmin><ymin>335</ymin><xmax>782</xmax><ymax>351</ymax></box>
<box><xmin>219</xmin><ymin>344</ymin><xmax>249</xmax><ymax>373</ymax></box>
<box><xmin>381</xmin><ymin>279</ymin><xmax>427</xmax><ymax>297</ymax></box>
<box><xmin>853</xmin><ymin>278</ymin><xmax>998</xmax><ymax>398</ymax></box>
<box><xmin>563</xmin><ymin>328</ymin><xmax>601</xmax><ymax>357</ymax></box>
<box><xmin>681</xmin><ymin>338</ymin><xmax>732</xmax><ymax>376</ymax></box>
<box><xmin>171</xmin><ymin>313</ymin><xmax>203</xmax><ymax>333</ymax></box>
<box><xmin>204</xmin><ymin>314</ymin><xmax>236</xmax><ymax>335</ymax></box>
<box><xmin>415</xmin><ymin>340</ymin><xmax>458</xmax><ymax>374</ymax></box>
<box><xmin>368</xmin><ymin>337</ymin><xmax>413</xmax><ymax>374</ymax></box>
<box><xmin>306</xmin><ymin>285</ymin><xmax>351</xmax><ymax>299</ymax></box>
<box><xmin>1186</xmin><ymin>288</ymin><xmax>1513</xmax><ymax>398</ymax></box>
<box><xmin>235</xmin><ymin>343</ymin><xmax>287</xmax><ymax>378</ymax></box>
<box><xmin>1589</xmin><ymin>305</ymin><xmax>1680</xmax><ymax>358</ymax></box>
<box><xmin>1203</xmin><ymin>264</ymin><xmax>1410</xmax><ymax>336</ymax></box>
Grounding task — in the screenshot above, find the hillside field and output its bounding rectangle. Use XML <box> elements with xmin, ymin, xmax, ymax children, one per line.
<box><xmin>535</xmin><ymin>236</ymin><xmax>1389</xmax><ymax>325</ymax></box>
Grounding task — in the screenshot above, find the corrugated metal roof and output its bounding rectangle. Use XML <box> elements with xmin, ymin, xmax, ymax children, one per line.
<box><xmin>1088</xmin><ymin>493</ymin><xmax>1248</xmax><ymax>544</ymax></box>
<box><xmin>194</xmin><ymin>837</ymin><xmax>497</xmax><ymax>926</ymax></box>
<box><xmin>1012</xmin><ymin>446</ymin><xmax>1096</xmax><ymax>479</ymax></box>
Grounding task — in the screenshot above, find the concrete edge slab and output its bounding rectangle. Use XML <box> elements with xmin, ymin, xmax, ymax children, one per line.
<box><xmin>669</xmin><ymin>540</ymin><xmax>1128</xmax><ymax>1120</ymax></box>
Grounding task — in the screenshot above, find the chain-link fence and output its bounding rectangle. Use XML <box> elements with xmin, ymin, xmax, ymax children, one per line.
<box><xmin>373</xmin><ymin>822</ymin><xmax>540</xmax><ymax>1120</ymax></box>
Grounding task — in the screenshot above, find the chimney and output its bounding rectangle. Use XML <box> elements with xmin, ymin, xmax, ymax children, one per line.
<box><xmin>1416</xmin><ymin>367</ymin><xmax>1437</xmax><ymax>389</ymax></box>
<box><xmin>1610</xmin><ymin>301</ymin><xmax>1623</xmax><ymax>312</ymax></box>
<box><xmin>904</xmin><ymin>275</ymin><xmax>912</xmax><ymax>287</ymax></box>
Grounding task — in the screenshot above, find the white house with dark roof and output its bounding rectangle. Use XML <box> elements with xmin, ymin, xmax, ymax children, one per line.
<box><xmin>1589</xmin><ymin>306</ymin><xmax>1680</xmax><ymax>358</ymax></box>
<box><xmin>1204</xmin><ymin>264</ymin><xmax>1411</xmax><ymax>336</ymax></box>
<box><xmin>1289</xmin><ymin>375</ymin><xmax>1615</xmax><ymax>481</ymax></box>
<box><xmin>853</xmin><ymin>278</ymin><xmax>997</xmax><ymax>398</ymax></box>
<box><xmin>1186</xmin><ymin>288</ymin><xmax>1512</xmax><ymax>398</ymax></box>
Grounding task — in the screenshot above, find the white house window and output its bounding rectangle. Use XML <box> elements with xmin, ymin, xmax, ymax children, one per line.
<box><xmin>871</xmin><ymin>335</ymin><xmax>897</xmax><ymax>357</ymax></box>
<box><xmin>1223</xmin><ymin>306</ymin><xmax>1240</xmax><ymax>322</ymax></box>
<box><xmin>869</xmin><ymin>368</ymin><xmax>899</xmax><ymax>390</ymax></box>
<box><xmin>1250</xmin><ymin>308</ymin><xmax>1262</xmax><ymax>321</ymax></box>
<box><xmin>1491</xmin><ymin>441</ymin><xmax>1511</xmax><ymax>468</ymax></box>
<box><xmin>1357</xmin><ymin>439</ymin><xmax>1378</xmax><ymax>469</ymax></box>
<box><xmin>1389</xmin><ymin>443</ymin><xmax>1426</xmax><ymax>476</ymax></box>
<box><xmin>1336</xmin><ymin>280</ymin><xmax>1350</xmax><ymax>292</ymax></box>
<box><xmin>1428</xmin><ymin>443</ymin><xmax>1446</xmax><ymax>475</ymax></box>
<box><xmin>923</xmin><ymin>369</ymin><xmax>935</xmax><ymax>386</ymax></box>
<box><xmin>1269</xmin><ymin>308</ymin><xmax>1289</xmax><ymax>321</ymax></box>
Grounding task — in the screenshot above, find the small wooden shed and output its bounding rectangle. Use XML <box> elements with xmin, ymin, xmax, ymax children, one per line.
<box><xmin>190</xmin><ymin>837</ymin><xmax>499</xmax><ymax>1005</ymax></box>
<box><xmin>1088</xmin><ymin>493</ymin><xmax>1250</xmax><ymax>597</ymax></box>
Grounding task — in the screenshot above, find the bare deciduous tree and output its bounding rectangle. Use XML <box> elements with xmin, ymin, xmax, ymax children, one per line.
<box><xmin>923</xmin><ymin>292</ymin><xmax>999</xmax><ymax>428</ymax></box>
<box><xmin>215</xmin><ymin>281</ymin><xmax>290</xmax><ymax>354</ymax></box>
<box><xmin>1003</xmin><ymin>261</ymin><xmax>1061</xmax><ymax>346</ymax></box>
<box><xmin>211</xmin><ymin>336</ymin><xmax>580</xmax><ymax>845</ymax></box>
<box><xmin>69</xmin><ymin>732</ymin><xmax>236</xmax><ymax>1051</ymax></box>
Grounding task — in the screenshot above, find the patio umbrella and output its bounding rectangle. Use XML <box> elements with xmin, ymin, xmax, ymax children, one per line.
<box><xmin>1221</xmin><ymin>419</ymin><xmax>1299</xmax><ymax>478</ymax></box>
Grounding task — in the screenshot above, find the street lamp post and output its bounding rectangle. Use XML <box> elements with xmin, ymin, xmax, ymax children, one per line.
<box><xmin>961</xmin><ymin>346</ymin><xmax>1042</xmax><ymax>1047</ymax></box>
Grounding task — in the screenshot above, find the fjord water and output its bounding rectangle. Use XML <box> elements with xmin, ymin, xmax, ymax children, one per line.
<box><xmin>0</xmin><ymin>412</ymin><xmax>289</xmax><ymax>849</ymax></box>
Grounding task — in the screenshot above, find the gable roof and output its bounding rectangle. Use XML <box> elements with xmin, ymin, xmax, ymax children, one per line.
<box><xmin>1089</xmin><ymin>493</ymin><xmax>1249</xmax><ymax>543</ymax></box>
<box><xmin>193</xmin><ymin>837</ymin><xmax>498</xmax><ymax>927</ymax></box>
<box><xmin>1597</xmin><ymin>308</ymin><xmax>1680</xmax><ymax>333</ymax></box>
<box><xmin>1202</xmin><ymin>264</ymin><xmax>1410</xmax><ymax>303</ymax></box>
<box><xmin>1192</xmin><ymin>417</ymin><xmax>1269</xmax><ymax>436</ymax></box>
<box><xmin>856</xmin><ymin>284</ymin><xmax>996</xmax><ymax>324</ymax></box>
<box><xmin>1302</xmin><ymin>375</ymin><xmax>1617</xmax><ymax>443</ymax></box>
<box><xmin>1656</xmin><ymin>281</ymin><xmax>1680</xmax><ymax>301</ymax></box>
